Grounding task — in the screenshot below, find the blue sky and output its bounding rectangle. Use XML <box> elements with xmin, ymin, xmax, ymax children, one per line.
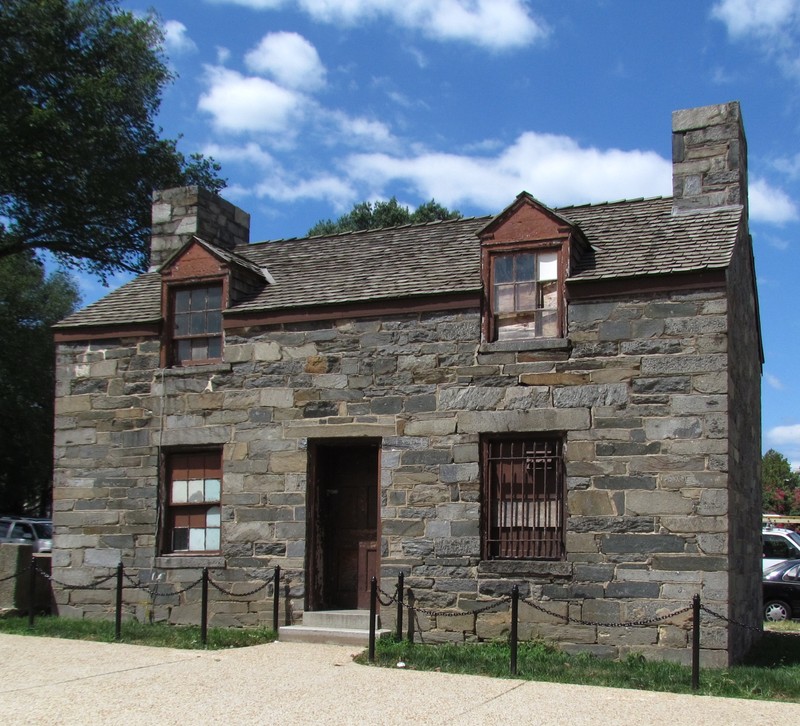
<box><xmin>88</xmin><ymin>0</ymin><xmax>800</xmax><ymax>465</ymax></box>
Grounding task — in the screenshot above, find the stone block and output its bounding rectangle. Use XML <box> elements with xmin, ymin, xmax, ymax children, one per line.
<box><xmin>651</xmin><ymin>555</ymin><xmax>727</xmax><ymax>572</ymax></box>
<box><xmin>439</xmin><ymin>387</ymin><xmax>505</xmax><ymax>411</ymax></box>
<box><xmin>434</xmin><ymin>537</ymin><xmax>479</xmax><ymax>557</ymax></box>
<box><xmin>605</xmin><ymin>581</ymin><xmax>661</xmax><ymax>598</ymax></box>
<box><xmin>625</xmin><ymin>491</ymin><xmax>694</xmax><ymax>516</ymax></box>
<box><xmin>457</xmin><ymin>408</ymin><xmax>590</xmax><ymax>434</ymax></box>
<box><xmin>660</xmin><ymin>515</ymin><xmax>727</xmax><ymax>534</ymax></box>
<box><xmin>408</xmin><ymin>484</ymin><xmax>450</xmax><ymax>505</ymax></box>
<box><xmin>568</xmin><ymin>490</ymin><xmax>614</xmax><ymax>516</ymax></box>
<box><xmin>440</xmin><ymin>462</ymin><xmax>479</xmax><ymax>484</ymax></box>
<box><xmin>404</xmin><ymin>417</ymin><xmax>457</xmax><ymax>436</ymax></box>
<box><xmin>475</xmin><ymin>612</ymin><xmax>509</xmax><ymax>639</ymax></box>
<box><xmin>269</xmin><ymin>451</ymin><xmax>306</xmax><ymax>473</ymax></box>
<box><xmin>554</xmin><ymin>384</ymin><xmax>628</xmax><ymax>408</ymax></box>
<box><xmin>601</xmin><ymin>534</ymin><xmax>686</xmax><ymax>554</ymax></box>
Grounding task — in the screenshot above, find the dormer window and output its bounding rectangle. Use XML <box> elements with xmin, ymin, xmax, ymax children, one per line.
<box><xmin>479</xmin><ymin>193</ymin><xmax>578</xmax><ymax>345</ymax></box>
<box><xmin>171</xmin><ymin>284</ymin><xmax>223</xmax><ymax>365</ymax></box>
<box><xmin>492</xmin><ymin>250</ymin><xmax>559</xmax><ymax>340</ymax></box>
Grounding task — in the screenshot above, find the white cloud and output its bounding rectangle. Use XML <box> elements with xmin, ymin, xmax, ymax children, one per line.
<box><xmin>766</xmin><ymin>373</ymin><xmax>785</xmax><ymax>390</ymax></box>
<box><xmin>344</xmin><ymin>132</ymin><xmax>672</xmax><ymax>210</ymax></box>
<box><xmin>200</xmin><ymin>141</ymin><xmax>356</xmax><ymax>208</ymax></box>
<box><xmin>198</xmin><ymin>66</ymin><xmax>307</xmax><ymax>134</ymax></box>
<box><xmin>749</xmin><ymin>177</ymin><xmax>799</xmax><ymax>224</ymax></box>
<box><xmin>163</xmin><ymin>20</ymin><xmax>198</xmax><ymax>54</ymax></box>
<box><xmin>711</xmin><ymin>0</ymin><xmax>800</xmax><ymax>79</ymax></box>
<box><xmin>325</xmin><ymin>111</ymin><xmax>395</xmax><ymax>147</ymax></box>
<box><xmin>208</xmin><ymin>0</ymin><xmax>548</xmax><ymax>50</ymax></box>
<box><xmin>254</xmin><ymin>174</ymin><xmax>355</xmax><ymax>207</ymax></box>
<box><xmin>774</xmin><ymin>152</ymin><xmax>800</xmax><ymax>178</ymax></box>
<box><xmin>245</xmin><ymin>32</ymin><xmax>326</xmax><ymax>91</ymax></box>
<box><xmin>768</xmin><ymin>423</ymin><xmax>800</xmax><ymax>446</ymax></box>
<box><xmin>202</xmin><ymin>142</ymin><xmax>277</xmax><ymax>169</ymax></box>
<box><xmin>711</xmin><ymin>0</ymin><xmax>798</xmax><ymax>37</ymax></box>
<box><xmin>208</xmin><ymin>0</ymin><xmax>286</xmax><ymax>7</ymax></box>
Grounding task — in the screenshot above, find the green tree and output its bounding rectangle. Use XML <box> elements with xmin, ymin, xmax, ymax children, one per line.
<box><xmin>0</xmin><ymin>0</ymin><xmax>225</xmax><ymax>281</ymax></box>
<box><xmin>762</xmin><ymin>449</ymin><xmax>800</xmax><ymax>515</ymax></box>
<box><xmin>0</xmin><ymin>254</ymin><xmax>80</xmax><ymax>514</ymax></box>
<box><xmin>308</xmin><ymin>197</ymin><xmax>461</xmax><ymax>236</ymax></box>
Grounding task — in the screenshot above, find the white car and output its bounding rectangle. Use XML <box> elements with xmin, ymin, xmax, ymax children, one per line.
<box><xmin>0</xmin><ymin>517</ymin><xmax>52</xmax><ymax>553</ymax></box>
<box><xmin>763</xmin><ymin>526</ymin><xmax>800</xmax><ymax>572</ymax></box>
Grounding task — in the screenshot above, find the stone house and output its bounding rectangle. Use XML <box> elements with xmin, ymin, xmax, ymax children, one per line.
<box><xmin>52</xmin><ymin>101</ymin><xmax>762</xmax><ymax>665</ymax></box>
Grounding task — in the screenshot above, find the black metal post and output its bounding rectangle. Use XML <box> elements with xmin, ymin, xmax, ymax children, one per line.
<box><xmin>369</xmin><ymin>576</ymin><xmax>377</xmax><ymax>663</ymax></box>
<box><xmin>27</xmin><ymin>562</ymin><xmax>36</xmax><ymax>629</ymax></box>
<box><xmin>200</xmin><ymin>568</ymin><xmax>209</xmax><ymax>646</ymax></box>
<box><xmin>510</xmin><ymin>585</ymin><xmax>519</xmax><ymax>675</ymax></box>
<box><xmin>272</xmin><ymin>565</ymin><xmax>281</xmax><ymax>632</ymax></box>
<box><xmin>396</xmin><ymin>572</ymin><xmax>404</xmax><ymax>642</ymax></box>
<box><xmin>115</xmin><ymin>563</ymin><xmax>123</xmax><ymax>640</ymax></box>
<box><xmin>691</xmin><ymin>594</ymin><xmax>701</xmax><ymax>691</ymax></box>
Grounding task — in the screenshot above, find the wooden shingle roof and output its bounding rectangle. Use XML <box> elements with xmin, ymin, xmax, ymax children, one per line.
<box><xmin>55</xmin><ymin>195</ymin><xmax>743</xmax><ymax>329</ymax></box>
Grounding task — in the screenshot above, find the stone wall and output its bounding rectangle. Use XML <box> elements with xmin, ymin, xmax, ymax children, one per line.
<box><xmin>52</xmin><ymin>281</ymin><xmax>755</xmax><ymax>665</ymax></box>
<box><xmin>724</xmin><ymin>225</ymin><xmax>763</xmax><ymax>660</ymax></box>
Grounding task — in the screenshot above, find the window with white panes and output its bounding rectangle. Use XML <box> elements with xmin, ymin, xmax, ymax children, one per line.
<box><xmin>491</xmin><ymin>250</ymin><xmax>559</xmax><ymax>340</ymax></box>
<box><xmin>165</xmin><ymin>452</ymin><xmax>221</xmax><ymax>554</ymax></box>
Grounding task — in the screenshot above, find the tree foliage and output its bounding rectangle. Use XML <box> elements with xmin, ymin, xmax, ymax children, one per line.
<box><xmin>308</xmin><ymin>197</ymin><xmax>461</xmax><ymax>236</ymax></box>
<box><xmin>762</xmin><ymin>449</ymin><xmax>800</xmax><ymax>515</ymax></box>
<box><xmin>0</xmin><ymin>0</ymin><xmax>225</xmax><ymax>280</ymax></box>
<box><xmin>0</xmin><ymin>254</ymin><xmax>80</xmax><ymax>514</ymax></box>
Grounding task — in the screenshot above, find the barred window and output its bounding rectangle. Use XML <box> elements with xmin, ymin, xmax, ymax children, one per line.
<box><xmin>171</xmin><ymin>285</ymin><xmax>223</xmax><ymax>366</ymax></box>
<box><xmin>482</xmin><ymin>437</ymin><xmax>564</xmax><ymax>560</ymax></box>
<box><xmin>164</xmin><ymin>452</ymin><xmax>222</xmax><ymax>554</ymax></box>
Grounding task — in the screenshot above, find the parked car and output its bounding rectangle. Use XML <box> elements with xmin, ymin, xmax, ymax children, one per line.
<box><xmin>763</xmin><ymin>559</ymin><xmax>800</xmax><ymax>621</ymax></box>
<box><xmin>762</xmin><ymin>526</ymin><xmax>800</xmax><ymax>571</ymax></box>
<box><xmin>0</xmin><ymin>517</ymin><xmax>52</xmax><ymax>553</ymax></box>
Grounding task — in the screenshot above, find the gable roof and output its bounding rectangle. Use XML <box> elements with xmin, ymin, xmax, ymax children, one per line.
<box><xmin>55</xmin><ymin>195</ymin><xmax>743</xmax><ymax>330</ymax></box>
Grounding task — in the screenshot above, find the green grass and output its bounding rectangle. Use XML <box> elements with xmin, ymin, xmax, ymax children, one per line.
<box><xmin>355</xmin><ymin>630</ymin><xmax>800</xmax><ymax>702</ymax></box>
<box><xmin>0</xmin><ymin>615</ymin><xmax>276</xmax><ymax>649</ymax></box>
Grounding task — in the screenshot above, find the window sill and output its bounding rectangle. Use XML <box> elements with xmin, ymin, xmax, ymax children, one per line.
<box><xmin>155</xmin><ymin>555</ymin><xmax>225</xmax><ymax>569</ymax></box>
<box><xmin>478</xmin><ymin>560</ymin><xmax>572</xmax><ymax>578</ymax></box>
<box><xmin>163</xmin><ymin>362</ymin><xmax>231</xmax><ymax>377</ymax></box>
<box><xmin>480</xmin><ymin>338</ymin><xmax>571</xmax><ymax>354</ymax></box>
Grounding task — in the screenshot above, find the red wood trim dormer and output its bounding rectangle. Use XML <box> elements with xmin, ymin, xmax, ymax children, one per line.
<box><xmin>160</xmin><ymin>240</ymin><xmax>231</xmax><ymax>368</ymax></box>
<box><xmin>478</xmin><ymin>193</ymin><xmax>576</xmax><ymax>343</ymax></box>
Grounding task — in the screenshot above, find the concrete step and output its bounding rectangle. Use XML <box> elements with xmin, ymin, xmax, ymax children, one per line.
<box><xmin>301</xmin><ymin>610</ymin><xmax>377</xmax><ymax>630</ymax></box>
<box><xmin>278</xmin><ymin>609</ymin><xmax>389</xmax><ymax>646</ymax></box>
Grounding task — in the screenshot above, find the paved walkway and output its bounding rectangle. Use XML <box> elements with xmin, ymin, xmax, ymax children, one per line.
<box><xmin>0</xmin><ymin>633</ymin><xmax>796</xmax><ymax>725</ymax></box>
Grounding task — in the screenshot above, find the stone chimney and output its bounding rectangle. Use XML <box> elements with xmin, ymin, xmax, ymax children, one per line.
<box><xmin>672</xmin><ymin>101</ymin><xmax>748</xmax><ymax>217</ymax></box>
<box><xmin>149</xmin><ymin>186</ymin><xmax>251</xmax><ymax>270</ymax></box>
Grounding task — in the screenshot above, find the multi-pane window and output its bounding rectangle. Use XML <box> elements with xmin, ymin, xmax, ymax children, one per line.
<box><xmin>165</xmin><ymin>452</ymin><xmax>222</xmax><ymax>554</ymax></box>
<box><xmin>482</xmin><ymin>437</ymin><xmax>564</xmax><ymax>560</ymax></box>
<box><xmin>492</xmin><ymin>250</ymin><xmax>559</xmax><ymax>340</ymax></box>
<box><xmin>172</xmin><ymin>285</ymin><xmax>223</xmax><ymax>365</ymax></box>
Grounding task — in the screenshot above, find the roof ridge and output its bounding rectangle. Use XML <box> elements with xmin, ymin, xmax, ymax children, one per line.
<box><xmin>557</xmin><ymin>195</ymin><xmax>669</xmax><ymax>212</ymax></box>
<box><xmin>239</xmin><ymin>214</ymin><xmax>492</xmax><ymax>249</ymax></box>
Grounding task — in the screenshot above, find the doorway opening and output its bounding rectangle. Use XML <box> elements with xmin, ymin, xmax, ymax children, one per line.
<box><xmin>306</xmin><ymin>440</ymin><xmax>380</xmax><ymax>610</ymax></box>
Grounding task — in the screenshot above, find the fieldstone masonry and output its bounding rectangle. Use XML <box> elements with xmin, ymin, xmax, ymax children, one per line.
<box><xmin>52</xmin><ymin>102</ymin><xmax>762</xmax><ymax>666</ymax></box>
<box><xmin>54</xmin><ymin>285</ymin><xmax>756</xmax><ymax>664</ymax></box>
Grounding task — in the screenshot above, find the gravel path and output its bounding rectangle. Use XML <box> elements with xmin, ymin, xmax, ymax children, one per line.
<box><xmin>0</xmin><ymin>634</ymin><xmax>796</xmax><ymax>725</ymax></box>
